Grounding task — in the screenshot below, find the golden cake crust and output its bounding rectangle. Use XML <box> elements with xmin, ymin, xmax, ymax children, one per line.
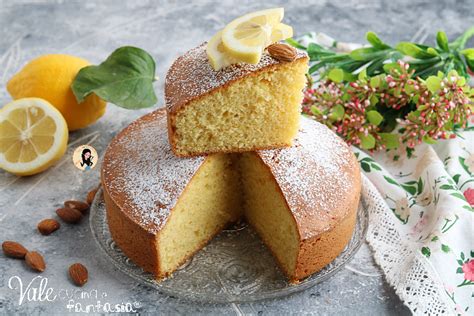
<box><xmin>102</xmin><ymin>109</ymin><xmax>205</xmax><ymax>234</ymax></box>
<box><xmin>165</xmin><ymin>43</ymin><xmax>308</xmax><ymax>157</ymax></box>
<box><xmin>165</xmin><ymin>43</ymin><xmax>308</xmax><ymax>114</ymax></box>
<box><xmin>102</xmin><ymin>110</ymin><xmax>360</xmax><ymax>282</ymax></box>
<box><xmin>255</xmin><ymin>116</ymin><xmax>361</xmax><ymax>281</ymax></box>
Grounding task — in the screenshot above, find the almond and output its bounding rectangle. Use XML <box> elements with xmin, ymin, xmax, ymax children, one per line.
<box><xmin>267</xmin><ymin>43</ymin><xmax>297</xmax><ymax>62</ymax></box>
<box><xmin>56</xmin><ymin>207</ymin><xmax>83</xmax><ymax>224</ymax></box>
<box><xmin>69</xmin><ymin>263</ymin><xmax>88</xmax><ymax>286</ymax></box>
<box><xmin>2</xmin><ymin>241</ymin><xmax>28</xmax><ymax>259</ymax></box>
<box><xmin>25</xmin><ymin>251</ymin><xmax>46</xmax><ymax>272</ymax></box>
<box><xmin>86</xmin><ymin>187</ymin><xmax>98</xmax><ymax>205</ymax></box>
<box><xmin>37</xmin><ymin>219</ymin><xmax>60</xmax><ymax>235</ymax></box>
<box><xmin>64</xmin><ymin>200</ymin><xmax>90</xmax><ymax>214</ymax></box>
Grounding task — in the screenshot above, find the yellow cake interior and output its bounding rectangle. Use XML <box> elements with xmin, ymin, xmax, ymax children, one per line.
<box><xmin>156</xmin><ymin>152</ymin><xmax>302</xmax><ymax>279</ymax></box>
<box><xmin>172</xmin><ymin>59</ymin><xmax>308</xmax><ymax>156</ymax></box>
<box><xmin>157</xmin><ymin>154</ymin><xmax>242</xmax><ymax>276</ymax></box>
<box><xmin>240</xmin><ymin>152</ymin><xmax>300</xmax><ymax>278</ymax></box>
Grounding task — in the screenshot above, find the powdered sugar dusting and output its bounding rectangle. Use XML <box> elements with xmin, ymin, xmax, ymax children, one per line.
<box><xmin>165</xmin><ymin>43</ymin><xmax>308</xmax><ymax>112</ymax></box>
<box><xmin>102</xmin><ymin>110</ymin><xmax>205</xmax><ymax>233</ymax></box>
<box><xmin>258</xmin><ymin>116</ymin><xmax>357</xmax><ymax>239</ymax></box>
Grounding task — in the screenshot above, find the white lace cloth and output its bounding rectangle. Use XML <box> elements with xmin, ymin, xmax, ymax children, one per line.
<box><xmin>301</xmin><ymin>33</ymin><xmax>474</xmax><ymax>315</ymax></box>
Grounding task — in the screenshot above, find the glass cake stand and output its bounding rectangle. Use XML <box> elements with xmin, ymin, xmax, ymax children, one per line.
<box><xmin>90</xmin><ymin>188</ymin><xmax>368</xmax><ymax>303</ymax></box>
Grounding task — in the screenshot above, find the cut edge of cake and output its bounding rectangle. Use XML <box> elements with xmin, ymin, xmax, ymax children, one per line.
<box><xmin>102</xmin><ymin>110</ymin><xmax>361</xmax><ymax>283</ymax></box>
<box><xmin>165</xmin><ymin>43</ymin><xmax>309</xmax><ymax>157</ymax></box>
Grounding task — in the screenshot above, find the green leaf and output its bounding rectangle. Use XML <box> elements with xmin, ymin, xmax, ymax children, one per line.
<box><xmin>384</xmin><ymin>175</ymin><xmax>399</xmax><ymax>186</ymax></box>
<box><xmin>441</xmin><ymin>244</ymin><xmax>450</xmax><ymax>253</ymax></box>
<box><xmin>459</xmin><ymin>157</ymin><xmax>471</xmax><ymax>175</ymax></box>
<box><xmin>329</xmin><ymin>104</ymin><xmax>345</xmax><ymax>121</ymax></box>
<box><xmin>461</xmin><ymin>252</ymin><xmax>465</xmax><ymax>260</ymax></box>
<box><xmin>360</xmin><ymin>162</ymin><xmax>371</xmax><ymax>172</ymax></box>
<box><xmin>461</xmin><ymin>48</ymin><xmax>474</xmax><ymax>59</ymax></box>
<box><xmin>350</xmin><ymin>47</ymin><xmax>387</xmax><ymax>61</ymax></box>
<box><xmin>309</xmin><ymin>62</ymin><xmax>326</xmax><ymax>74</ymax></box>
<box><xmin>440</xmin><ymin>184</ymin><xmax>454</xmax><ymax>190</ymax></box>
<box><xmin>369</xmin><ymin>94</ymin><xmax>379</xmax><ymax>106</ymax></box>
<box><xmin>310</xmin><ymin>106</ymin><xmax>323</xmax><ymax>116</ymax></box>
<box><xmin>328</xmin><ymin>68</ymin><xmax>344</xmax><ymax>83</ymax></box>
<box><xmin>72</xmin><ymin>46</ymin><xmax>157</xmax><ymax>109</ymax></box>
<box><xmin>379</xmin><ymin>133</ymin><xmax>399</xmax><ymax>149</ymax></box>
<box><xmin>343</xmin><ymin>71</ymin><xmax>358</xmax><ymax>82</ymax></box>
<box><xmin>401</xmin><ymin>184</ymin><xmax>417</xmax><ymax>195</ymax></box>
<box><xmin>453</xmin><ymin>174</ymin><xmax>461</xmax><ymax>184</ymax></box>
<box><xmin>425</xmin><ymin>76</ymin><xmax>442</xmax><ymax>93</ymax></box>
<box><xmin>370</xmin><ymin>76</ymin><xmax>381</xmax><ymax>88</ymax></box>
<box><xmin>371</xmin><ymin>163</ymin><xmax>382</xmax><ymax>171</ymax></box>
<box><xmin>462</xmin><ymin>205</ymin><xmax>473</xmax><ymax>212</ymax></box>
<box><xmin>451</xmin><ymin>192</ymin><xmax>467</xmax><ymax>201</ymax></box>
<box><xmin>457</xmin><ymin>267</ymin><xmax>463</xmax><ymax>274</ymax></box>
<box><xmin>417</xmin><ymin>178</ymin><xmax>424</xmax><ymax>195</ymax></box>
<box><xmin>396</xmin><ymin>42</ymin><xmax>437</xmax><ymax>59</ymax></box>
<box><xmin>431</xmin><ymin>235</ymin><xmax>439</xmax><ymax>242</ymax></box>
<box><xmin>359</xmin><ymin>133</ymin><xmax>376</xmax><ymax>149</ymax></box>
<box><xmin>366</xmin><ymin>31</ymin><xmax>390</xmax><ymax>49</ymax></box>
<box><xmin>421</xmin><ymin>247</ymin><xmax>431</xmax><ymax>258</ymax></box>
<box><xmin>286</xmin><ymin>38</ymin><xmax>306</xmax><ymax>50</ymax></box>
<box><xmin>457</xmin><ymin>76</ymin><xmax>467</xmax><ymax>86</ymax></box>
<box><xmin>451</xmin><ymin>26</ymin><xmax>474</xmax><ymax>50</ymax></box>
<box><xmin>422</xmin><ymin>135</ymin><xmax>438</xmax><ymax>144</ymax></box>
<box><xmin>367</xmin><ymin>110</ymin><xmax>384</xmax><ymax>126</ymax></box>
<box><xmin>436</xmin><ymin>31</ymin><xmax>449</xmax><ymax>51</ymax></box>
<box><xmin>427</xmin><ymin>48</ymin><xmax>440</xmax><ymax>56</ymax></box>
<box><xmin>383</xmin><ymin>62</ymin><xmax>399</xmax><ymax>73</ymax></box>
<box><xmin>358</xmin><ymin>68</ymin><xmax>367</xmax><ymax>80</ymax></box>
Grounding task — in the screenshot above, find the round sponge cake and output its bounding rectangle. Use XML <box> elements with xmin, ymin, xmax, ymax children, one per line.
<box><xmin>101</xmin><ymin>109</ymin><xmax>361</xmax><ymax>282</ymax></box>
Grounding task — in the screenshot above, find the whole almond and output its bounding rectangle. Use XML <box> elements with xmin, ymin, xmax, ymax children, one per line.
<box><xmin>2</xmin><ymin>241</ymin><xmax>28</xmax><ymax>259</ymax></box>
<box><xmin>267</xmin><ymin>43</ymin><xmax>297</xmax><ymax>62</ymax></box>
<box><xmin>69</xmin><ymin>263</ymin><xmax>88</xmax><ymax>286</ymax></box>
<box><xmin>25</xmin><ymin>251</ymin><xmax>46</xmax><ymax>272</ymax></box>
<box><xmin>37</xmin><ymin>219</ymin><xmax>60</xmax><ymax>235</ymax></box>
<box><xmin>64</xmin><ymin>200</ymin><xmax>90</xmax><ymax>214</ymax></box>
<box><xmin>56</xmin><ymin>207</ymin><xmax>83</xmax><ymax>224</ymax></box>
<box><xmin>86</xmin><ymin>188</ymin><xmax>98</xmax><ymax>205</ymax></box>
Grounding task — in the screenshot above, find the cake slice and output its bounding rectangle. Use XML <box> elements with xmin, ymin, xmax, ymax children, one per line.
<box><xmin>165</xmin><ymin>43</ymin><xmax>308</xmax><ymax>157</ymax></box>
<box><xmin>102</xmin><ymin>110</ymin><xmax>242</xmax><ymax>278</ymax></box>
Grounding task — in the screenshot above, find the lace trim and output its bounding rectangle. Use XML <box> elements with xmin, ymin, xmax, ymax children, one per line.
<box><xmin>362</xmin><ymin>175</ymin><xmax>455</xmax><ymax>315</ymax></box>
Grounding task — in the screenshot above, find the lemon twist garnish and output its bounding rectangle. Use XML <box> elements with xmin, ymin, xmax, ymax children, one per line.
<box><xmin>206</xmin><ymin>8</ymin><xmax>294</xmax><ymax>70</ymax></box>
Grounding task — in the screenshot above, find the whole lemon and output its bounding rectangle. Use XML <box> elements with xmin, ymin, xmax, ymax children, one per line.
<box><xmin>7</xmin><ymin>54</ymin><xmax>106</xmax><ymax>131</ymax></box>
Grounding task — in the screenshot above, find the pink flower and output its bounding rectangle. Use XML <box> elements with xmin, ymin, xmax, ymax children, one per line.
<box><xmin>463</xmin><ymin>188</ymin><xmax>474</xmax><ymax>206</ymax></box>
<box><xmin>462</xmin><ymin>260</ymin><xmax>474</xmax><ymax>281</ymax></box>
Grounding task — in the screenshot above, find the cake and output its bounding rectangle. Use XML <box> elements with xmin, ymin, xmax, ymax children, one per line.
<box><xmin>101</xmin><ymin>109</ymin><xmax>361</xmax><ymax>282</ymax></box>
<box><xmin>165</xmin><ymin>43</ymin><xmax>308</xmax><ymax>157</ymax></box>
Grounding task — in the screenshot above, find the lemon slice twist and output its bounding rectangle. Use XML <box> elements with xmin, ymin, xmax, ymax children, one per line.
<box><xmin>207</xmin><ymin>8</ymin><xmax>294</xmax><ymax>70</ymax></box>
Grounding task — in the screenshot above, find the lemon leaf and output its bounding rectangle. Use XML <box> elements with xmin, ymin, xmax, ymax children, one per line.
<box><xmin>379</xmin><ymin>133</ymin><xmax>399</xmax><ymax>149</ymax></box>
<box><xmin>359</xmin><ymin>133</ymin><xmax>376</xmax><ymax>150</ymax></box>
<box><xmin>426</xmin><ymin>76</ymin><xmax>442</xmax><ymax>93</ymax></box>
<box><xmin>329</xmin><ymin>104</ymin><xmax>345</xmax><ymax>121</ymax></box>
<box><xmin>328</xmin><ymin>68</ymin><xmax>344</xmax><ymax>83</ymax></box>
<box><xmin>367</xmin><ymin>110</ymin><xmax>383</xmax><ymax>126</ymax></box>
<box><xmin>72</xmin><ymin>46</ymin><xmax>157</xmax><ymax>109</ymax></box>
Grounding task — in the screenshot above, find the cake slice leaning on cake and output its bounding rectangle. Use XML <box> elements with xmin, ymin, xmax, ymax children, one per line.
<box><xmin>166</xmin><ymin>8</ymin><xmax>309</xmax><ymax>157</ymax></box>
<box><xmin>101</xmin><ymin>109</ymin><xmax>361</xmax><ymax>282</ymax></box>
